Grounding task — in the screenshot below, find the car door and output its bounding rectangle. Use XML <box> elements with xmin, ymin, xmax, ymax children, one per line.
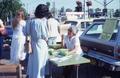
<box><xmin>80</xmin><ymin>19</ymin><xmax>118</xmax><ymax>57</ymax></box>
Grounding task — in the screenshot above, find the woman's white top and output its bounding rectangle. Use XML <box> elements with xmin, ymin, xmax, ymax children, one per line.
<box><xmin>64</xmin><ymin>35</ymin><xmax>82</xmax><ymax>54</ymax></box>
<box><xmin>47</xmin><ymin>18</ymin><xmax>60</xmax><ymax>37</ymax></box>
<box><xmin>12</xmin><ymin>20</ymin><xmax>26</xmax><ymax>38</ymax></box>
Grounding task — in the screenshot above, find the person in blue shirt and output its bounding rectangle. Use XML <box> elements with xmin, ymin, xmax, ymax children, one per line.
<box><xmin>24</xmin><ymin>4</ymin><xmax>49</xmax><ymax>78</ymax></box>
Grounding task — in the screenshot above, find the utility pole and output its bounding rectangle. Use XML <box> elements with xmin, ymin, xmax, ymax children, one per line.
<box><xmin>94</xmin><ymin>0</ymin><xmax>114</xmax><ymax>17</ymax></box>
<box><xmin>83</xmin><ymin>0</ymin><xmax>87</xmax><ymax>29</ymax></box>
<box><xmin>94</xmin><ymin>0</ymin><xmax>114</xmax><ymax>8</ymax></box>
<box><xmin>84</xmin><ymin>0</ymin><xmax>86</xmax><ymax>19</ymax></box>
<box><xmin>104</xmin><ymin>0</ymin><xmax>107</xmax><ymax>9</ymax></box>
<box><xmin>52</xmin><ymin>0</ymin><xmax>55</xmax><ymax>17</ymax></box>
<box><xmin>86</xmin><ymin>0</ymin><xmax>92</xmax><ymax>18</ymax></box>
<box><xmin>119</xmin><ymin>0</ymin><xmax>120</xmax><ymax>10</ymax></box>
<box><xmin>103</xmin><ymin>0</ymin><xmax>107</xmax><ymax>17</ymax></box>
<box><xmin>27</xmin><ymin>2</ymin><xmax>29</xmax><ymax>14</ymax></box>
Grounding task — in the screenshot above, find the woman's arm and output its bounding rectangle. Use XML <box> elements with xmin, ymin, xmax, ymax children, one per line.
<box><xmin>23</xmin><ymin>20</ymin><xmax>31</xmax><ymax>36</ymax></box>
<box><xmin>69</xmin><ymin>37</ymin><xmax>80</xmax><ymax>53</ymax></box>
<box><xmin>69</xmin><ymin>45</ymin><xmax>79</xmax><ymax>53</ymax></box>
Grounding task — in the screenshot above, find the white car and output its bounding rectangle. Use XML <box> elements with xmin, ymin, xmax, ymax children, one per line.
<box><xmin>59</xmin><ymin>19</ymin><xmax>93</xmax><ymax>36</ymax></box>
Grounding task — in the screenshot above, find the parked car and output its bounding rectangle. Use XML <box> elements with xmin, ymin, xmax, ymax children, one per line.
<box><xmin>3</xmin><ymin>26</ymin><xmax>13</xmax><ymax>48</ymax></box>
<box><xmin>80</xmin><ymin>18</ymin><xmax>120</xmax><ymax>71</ymax></box>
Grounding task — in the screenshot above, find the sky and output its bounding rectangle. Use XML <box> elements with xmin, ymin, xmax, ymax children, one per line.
<box><xmin>21</xmin><ymin>0</ymin><xmax>120</xmax><ymax>14</ymax></box>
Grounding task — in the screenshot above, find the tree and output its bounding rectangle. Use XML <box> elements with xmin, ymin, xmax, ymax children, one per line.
<box><xmin>60</xmin><ymin>7</ymin><xmax>65</xmax><ymax>13</ymax></box>
<box><xmin>86</xmin><ymin>1</ymin><xmax>92</xmax><ymax>7</ymax></box>
<box><xmin>102</xmin><ymin>8</ymin><xmax>107</xmax><ymax>16</ymax></box>
<box><xmin>95</xmin><ymin>8</ymin><xmax>101</xmax><ymax>12</ymax></box>
<box><xmin>46</xmin><ymin>2</ymin><xmax>50</xmax><ymax>10</ymax></box>
<box><xmin>94</xmin><ymin>8</ymin><xmax>102</xmax><ymax>17</ymax></box>
<box><xmin>75</xmin><ymin>1</ymin><xmax>82</xmax><ymax>12</ymax></box>
<box><xmin>113</xmin><ymin>9</ymin><xmax>120</xmax><ymax>17</ymax></box>
<box><xmin>66</xmin><ymin>8</ymin><xmax>72</xmax><ymax>12</ymax></box>
<box><xmin>89</xmin><ymin>9</ymin><xmax>94</xmax><ymax>17</ymax></box>
<box><xmin>0</xmin><ymin>0</ymin><xmax>25</xmax><ymax>23</ymax></box>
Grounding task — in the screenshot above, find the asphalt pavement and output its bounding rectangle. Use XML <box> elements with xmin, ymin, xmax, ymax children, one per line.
<box><xmin>1</xmin><ymin>47</ymin><xmax>120</xmax><ymax>78</ymax></box>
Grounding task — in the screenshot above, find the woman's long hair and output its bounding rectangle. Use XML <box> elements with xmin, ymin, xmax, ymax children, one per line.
<box><xmin>12</xmin><ymin>9</ymin><xmax>25</xmax><ymax>29</ymax></box>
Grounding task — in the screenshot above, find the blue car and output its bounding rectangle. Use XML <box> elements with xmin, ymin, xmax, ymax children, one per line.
<box><xmin>80</xmin><ymin>18</ymin><xmax>120</xmax><ymax>71</ymax></box>
<box><xmin>0</xmin><ymin>26</ymin><xmax>13</xmax><ymax>58</ymax></box>
<box><xmin>3</xmin><ymin>26</ymin><xmax>13</xmax><ymax>48</ymax></box>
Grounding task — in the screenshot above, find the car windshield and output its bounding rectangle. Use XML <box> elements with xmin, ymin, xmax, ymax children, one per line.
<box><xmin>64</xmin><ymin>21</ymin><xmax>77</xmax><ymax>26</ymax></box>
<box><xmin>86</xmin><ymin>23</ymin><xmax>103</xmax><ymax>34</ymax></box>
<box><xmin>85</xmin><ymin>21</ymin><xmax>118</xmax><ymax>41</ymax></box>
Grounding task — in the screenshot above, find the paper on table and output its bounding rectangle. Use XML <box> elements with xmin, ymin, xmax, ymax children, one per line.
<box><xmin>50</xmin><ymin>55</ymin><xmax>72</xmax><ymax>62</ymax></box>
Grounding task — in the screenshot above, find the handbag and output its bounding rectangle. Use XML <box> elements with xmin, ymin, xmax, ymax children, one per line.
<box><xmin>24</xmin><ymin>40</ymin><xmax>32</xmax><ymax>54</ymax></box>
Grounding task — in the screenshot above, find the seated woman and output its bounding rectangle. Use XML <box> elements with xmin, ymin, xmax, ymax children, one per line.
<box><xmin>62</xmin><ymin>26</ymin><xmax>82</xmax><ymax>54</ymax></box>
<box><xmin>62</xmin><ymin>26</ymin><xmax>82</xmax><ymax>78</ymax></box>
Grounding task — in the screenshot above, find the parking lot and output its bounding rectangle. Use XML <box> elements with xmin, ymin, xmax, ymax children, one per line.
<box><xmin>0</xmin><ymin>48</ymin><xmax>120</xmax><ymax>78</ymax></box>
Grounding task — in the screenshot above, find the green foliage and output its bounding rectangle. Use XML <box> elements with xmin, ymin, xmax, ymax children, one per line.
<box><xmin>46</xmin><ymin>2</ymin><xmax>50</xmax><ymax>8</ymax></box>
<box><xmin>0</xmin><ymin>0</ymin><xmax>26</xmax><ymax>22</ymax></box>
<box><xmin>113</xmin><ymin>9</ymin><xmax>120</xmax><ymax>17</ymax></box>
<box><xmin>48</xmin><ymin>49</ymin><xmax>54</xmax><ymax>55</ymax></box>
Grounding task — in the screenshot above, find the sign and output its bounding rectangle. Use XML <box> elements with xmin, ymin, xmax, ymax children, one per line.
<box><xmin>100</xmin><ymin>19</ymin><xmax>118</xmax><ymax>40</ymax></box>
<box><xmin>66</xmin><ymin>12</ymin><xmax>84</xmax><ymax>19</ymax></box>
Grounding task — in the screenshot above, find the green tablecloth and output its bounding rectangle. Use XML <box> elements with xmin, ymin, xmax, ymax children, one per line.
<box><xmin>48</xmin><ymin>44</ymin><xmax>90</xmax><ymax>67</ymax></box>
<box><xmin>49</xmin><ymin>54</ymin><xmax>90</xmax><ymax>67</ymax></box>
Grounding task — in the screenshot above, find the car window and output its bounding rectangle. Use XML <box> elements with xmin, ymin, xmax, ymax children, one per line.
<box><xmin>85</xmin><ymin>22</ymin><xmax>118</xmax><ymax>41</ymax></box>
<box><xmin>85</xmin><ymin>23</ymin><xmax>103</xmax><ymax>38</ymax></box>
<box><xmin>64</xmin><ymin>21</ymin><xmax>77</xmax><ymax>26</ymax></box>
